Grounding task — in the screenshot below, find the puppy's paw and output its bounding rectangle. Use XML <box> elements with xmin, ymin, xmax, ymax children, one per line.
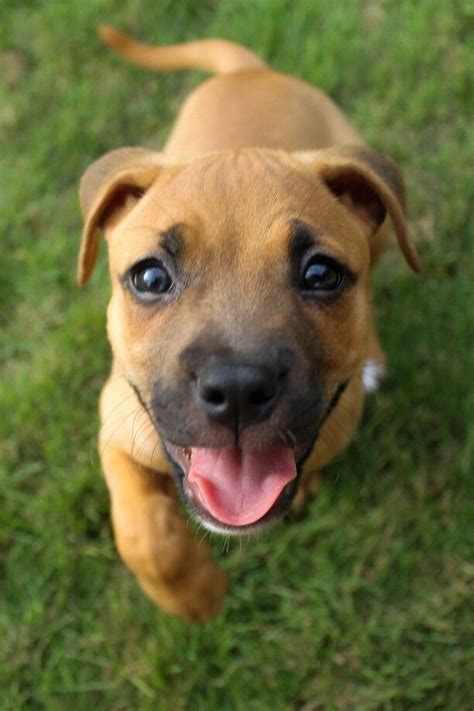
<box><xmin>140</xmin><ymin>563</ymin><xmax>228</xmax><ymax>623</ymax></box>
<box><xmin>362</xmin><ymin>359</ymin><xmax>386</xmax><ymax>394</ymax></box>
<box><xmin>179</xmin><ymin>564</ymin><xmax>229</xmax><ymax>623</ymax></box>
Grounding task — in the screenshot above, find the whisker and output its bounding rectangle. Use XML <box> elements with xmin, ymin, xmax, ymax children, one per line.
<box><xmin>89</xmin><ymin>384</ymin><xmax>138</xmax><ymax>464</ymax></box>
<box><xmin>221</xmin><ymin>536</ymin><xmax>231</xmax><ymax>554</ymax></box>
<box><xmin>97</xmin><ymin>391</ymin><xmax>138</xmax><ymax>438</ymax></box>
<box><xmin>193</xmin><ymin>520</ymin><xmax>204</xmax><ymax>541</ymax></box>
<box><xmin>199</xmin><ymin>526</ymin><xmax>211</xmax><ymax>545</ymax></box>
<box><xmin>98</xmin><ymin>405</ymin><xmax>143</xmax><ymax>458</ymax></box>
<box><xmin>130</xmin><ymin>410</ymin><xmax>156</xmax><ymax>464</ymax></box>
<box><xmin>133</xmin><ymin>422</ymin><xmax>158</xmax><ymax>463</ymax></box>
<box><xmin>149</xmin><ymin>435</ymin><xmax>163</xmax><ymax>468</ymax></box>
<box><xmin>129</xmin><ymin>407</ymin><xmax>143</xmax><ymax>463</ymax></box>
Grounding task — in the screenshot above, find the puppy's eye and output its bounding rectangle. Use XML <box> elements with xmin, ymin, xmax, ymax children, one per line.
<box><xmin>129</xmin><ymin>259</ymin><xmax>172</xmax><ymax>298</ymax></box>
<box><xmin>300</xmin><ymin>257</ymin><xmax>344</xmax><ymax>292</ymax></box>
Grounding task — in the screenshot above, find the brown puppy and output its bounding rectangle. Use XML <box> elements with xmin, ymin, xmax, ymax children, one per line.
<box><xmin>78</xmin><ymin>27</ymin><xmax>420</xmax><ymax>621</ymax></box>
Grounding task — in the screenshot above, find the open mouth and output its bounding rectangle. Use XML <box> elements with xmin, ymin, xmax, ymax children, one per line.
<box><xmin>164</xmin><ymin>442</ymin><xmax>309</xmax><ymax>534</ymax></box>
<box><xmin>142</xmin><ymin>376</ymin><xmax>348</xmax><ymax>534</ymax></box>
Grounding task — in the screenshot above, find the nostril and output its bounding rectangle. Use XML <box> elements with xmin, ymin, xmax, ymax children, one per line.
<box><xmin>195</xmin><ymin>362</ymin><xmax>283</xmax><ymax>428</ymax></box>
<box><xmin>201</xmin><ymin>387</ymin><xmax>226</xmax><ymax>406</ymax></box>
<box><xmin>248</xmin><ymin>387</ymin><xmax>275</xmax><ymax>407</ymax></box>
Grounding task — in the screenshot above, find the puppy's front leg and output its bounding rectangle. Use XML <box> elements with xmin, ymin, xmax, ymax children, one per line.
<box><xmin>100</xmin><ymin>445</ymin><xmax>228</xmax><ymax>622</ymax></box>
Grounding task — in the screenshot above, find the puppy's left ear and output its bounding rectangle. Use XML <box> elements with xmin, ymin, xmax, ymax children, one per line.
<box><xmin>294</xmin><ymin>146</ymin><xmax>420</xmax><ymax>272</ymax></box>
<box><xmin>77</xmin><ymin>147</ymin><xmax>175</xmax><ymax>285</ymax></box>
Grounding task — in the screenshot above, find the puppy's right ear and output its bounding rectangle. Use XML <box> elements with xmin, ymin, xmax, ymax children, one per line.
<box><xmin>78</xmin><ymin>147</ymin><xmax>174</xmax><ymax>285</ymax></box>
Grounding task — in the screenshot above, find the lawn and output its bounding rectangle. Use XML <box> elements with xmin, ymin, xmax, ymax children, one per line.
<box><xmin>0</xmin><ymin>0</ymin><xmax>473</xmax><ymax>708</ymax></box>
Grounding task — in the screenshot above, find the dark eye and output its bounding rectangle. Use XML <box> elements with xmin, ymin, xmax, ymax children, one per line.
<box><xmin>129</xmin><ymin>259</ymin><xmax>172</xmax><ymax>299</ymax></box>
<box><xmin>300</xmin><ymin>257</ymin><xmax>344</xmax><ymax>293</ymax></box>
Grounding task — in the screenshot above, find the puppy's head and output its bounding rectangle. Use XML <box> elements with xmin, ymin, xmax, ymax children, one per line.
<box><xmin>78</xmin><ymin>146</ymin><xmax>419</xmax><ymax>534</ymax></box>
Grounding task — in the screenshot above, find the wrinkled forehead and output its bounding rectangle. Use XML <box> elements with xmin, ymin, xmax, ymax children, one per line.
<box><xmin>110</xmin><ymin>149</ymin><xmax>366</xmax><ymax>271</ymax></box>
<box><xmin>164</xmin><ymin>150</ymin><xmax>314</xmax><ymax>213</ymax></box>
<box><xmin>149</xmin><ymin>151</ymin><xmax>317</xmax><ymax>243</ymax></box>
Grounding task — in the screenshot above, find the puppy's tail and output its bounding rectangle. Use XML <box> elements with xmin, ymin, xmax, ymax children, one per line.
<box><xmin>99</xmin><ymin>26</ymin><xmax>267</xmax><ymax>75</ymax></box>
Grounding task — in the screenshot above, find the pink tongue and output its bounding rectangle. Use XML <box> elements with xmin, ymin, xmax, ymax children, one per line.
<box><xmin>188</xmin><ymin>447</ymin><xmax>296</xmax><ymax>526</ymax></box>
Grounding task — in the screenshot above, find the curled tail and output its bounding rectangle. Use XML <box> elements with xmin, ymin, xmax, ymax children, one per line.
<box><xmin>99</xmin><ymin>26</ymin><xmax>267</xmax><ymax>75</ymax></box>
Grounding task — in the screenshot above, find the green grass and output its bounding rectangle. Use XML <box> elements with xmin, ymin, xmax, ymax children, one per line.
<box><xmin>1</xmin><ymin>0</ymin><xmax>473</xmax><ymax>708</ymax></box>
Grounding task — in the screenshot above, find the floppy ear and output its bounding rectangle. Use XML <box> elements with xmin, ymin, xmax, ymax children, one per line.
<box><xmin>294</xmin><ymin>145</ymin><xmax>420</xmax><ymax>272</ymax></box>
<box><xmin>78</xmin><ymin>147</ymin><xmax>173</xmax><ymax>284</ymax></box>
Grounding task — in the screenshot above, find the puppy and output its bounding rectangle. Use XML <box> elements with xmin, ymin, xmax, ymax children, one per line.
<box><xmin>78</xmin><ymin>27</ymin><xmax>419</xmax><ymax>621</ymax></box>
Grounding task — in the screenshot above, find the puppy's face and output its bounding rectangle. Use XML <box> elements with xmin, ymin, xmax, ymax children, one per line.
<box><xmin>79</xmin><ymin>147</ymin><xmax>418</xmax><ymax>534</ymax></box>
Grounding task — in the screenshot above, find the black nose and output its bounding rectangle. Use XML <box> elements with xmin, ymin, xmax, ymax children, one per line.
<box><xmin>195</xmin><ymin>363</ymin><xmax>282</xmax><ymax>431</ymax></box>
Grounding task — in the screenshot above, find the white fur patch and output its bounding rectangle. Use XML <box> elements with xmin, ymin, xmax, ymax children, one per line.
<box><xmin>363</xmin><ymin>360</ymin><xmax>386</xmax><ymax>394</ymax></box>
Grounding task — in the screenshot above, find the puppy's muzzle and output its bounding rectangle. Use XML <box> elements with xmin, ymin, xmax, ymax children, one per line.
<box><xmin>154</xmin><ymin>342</ymin><xmax>322</xmax><ymax>531</ymax></box>
<box><xmin>194</xmin><ymin>362</ymin><xmax>285</xmax><ymax>432</ymax></box>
